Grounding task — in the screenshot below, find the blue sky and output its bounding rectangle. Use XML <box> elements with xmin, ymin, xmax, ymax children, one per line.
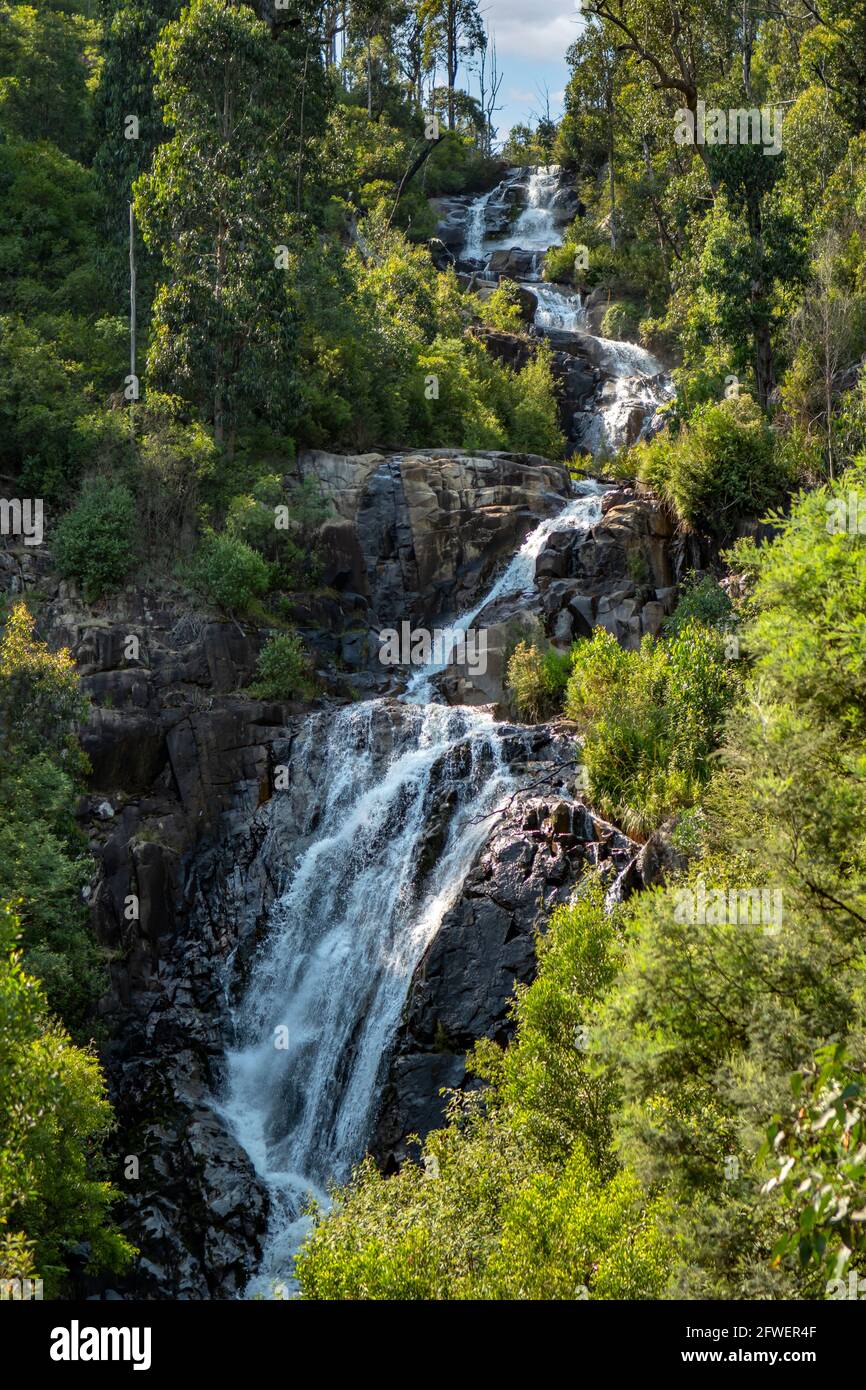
<box><xmin>460</xmin><ymin>0</ymin><xmax>584</xmax><ymax>141</ymax></box>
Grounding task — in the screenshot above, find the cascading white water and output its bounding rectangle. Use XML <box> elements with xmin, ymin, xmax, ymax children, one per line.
<box><xmin>505</xmin><ymin>166</ymin><xmax>560</xmax><ymax>253</ymax></box>
<box><xmin>591</xmin><ymin>336</ymin><xmax>664</xmax><ymax>380</ymax></box>
<box><xmin>217</xmin><ymin>159</ymin><xmax>670</xmax><ymax>1300</ymax></box>
<box><xmin>462</xmin><ymin>188</ymin><xmax>493</xmax><ymax>261</ymax></box>
<box><xmin>221</xmin><ymin>699</ymin><xmax>513</xmax><ymax>1295</ymax></box>
<box><xmin>406</xmin><ymin>479</ymin><xmax>606</xmax><ymax>700</ymax></box>
<box><xmin>462</xmin><ymin>167</ymin><xmax>672</xmax><ymax>454</ymax></box>
<box><xmin>219</xmin><ymin>482</ymin><xmax>607</xmax><ymax>1298</ymax></box>
<box><xmin>531</xmin><ymin>282</ymin><xmax>586</xmax><ymax>334</ymax></box>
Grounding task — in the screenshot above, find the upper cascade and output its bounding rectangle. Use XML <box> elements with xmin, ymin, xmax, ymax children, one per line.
<box><xmin>441</xmin><ymin>168</ymin><xmax>673</xmax><ymax>456</ymax></box>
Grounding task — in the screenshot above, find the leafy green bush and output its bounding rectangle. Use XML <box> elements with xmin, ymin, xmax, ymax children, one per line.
<box><xmin>0</xmin><ymin>902</ymin><xmax>135</xmax><ymax>1293</ymax></box>
<box><xmin>664</xmin><ymin>572</ymin><xmax>734</xmax><ymax>636</ymax></box>
<box><xmin>226</xmin><ymin>474</ymin><xmax>329</xmax><ymax>589</ymax></box>
<box><xmin>565</xmin><ymin>624</ymin><xmax>736</xmax><ymax>835</ymax></box>
<box><xmin>248</xmin><ymin>632</ymin><xmax>315</xmax><ymax>701</ymax></box>
<box><xmin>187</xmin><ymin>530</ymin><xmax>271</xmax><ymax>613</ymax></box>
<box><xmin>135</xmin><ymin>397</ymin><xmax>219</xmax><ymax>557</ymax></box>
<box><xmin>0</xmin><ymin>604</ymin><xmax>101</xmax><ymax>1030</ymax></box>
<box><xmin>761</xmin><ymin>1044</ymin><xmax>866</xmax><ymax>1289</ymax></box>
<box><xmin>478</xmin><ymin>279</ymin><xmax>524</xmax><ymax>333</ymax></box>
<box><xmin>0</xmin><ymin>316</ymin><xmax>89</xmax><ymax>495</ymax></box>
<box><xmin>601</xmin><ymin>300</ymin><xmax>641</xmax><ymax>341</ymax></box>
<box><xmin>591</xmin><ymin>466</ymin><xmax>866</xmax><ymax>1296</ymax></box>
<box><xmin>296</xmin><ymin>886</ymin><xmax>673</xmax><ymax>1300</ymax></box>
<box><xmin>0</xmin><ymin>602</ymin><xmax>87</xmax><ymax>758</ymax></box>
<box><xmin>543</xmin><ymin>240</ymin><xmax>581</xmax><ymax>286</ymax></box>
<box><xmin>629</xmin><ymin>395</ymin><xmax>790</xmax><ymax>537</ymax></box>
<box><xmin>506</xmin><ymin>640</ymin><xmax>573</xmax><ymax>721</ymax></box>
<box><xmin>54</xmin><ymin>477</ymin><xmax>137</xmax><ymax>601</ymax></box>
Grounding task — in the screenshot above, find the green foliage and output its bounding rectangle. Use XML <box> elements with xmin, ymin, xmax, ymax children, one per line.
<box><xmin>761</xmin><ymin>1045</ymin><xmax>866</xmax><ymax>1290</ymax></box>
<box><xmin>600</xmin><ymin>300</ymin><xmax>641</xmax><ymax>341</ymax></box>
<box><xmin>134</xmin><ymin>395</ymin><xmax>219</xmax><ymax>557</ymax></box>
<box><xmin>0</xmin><ymin>604</ymin><xmax>102</xmax><ymax>1031</ymax></box>
<box><xmin>478</xmin><ymin>279</ymin><xmax>524</xmax><ymax>333</ymax></box>
<box><xmin>0</xmin><ymin>2</ymin><xmax>96</xmax><ymax>159</ymax></box>
<box><xmin>297</xmin><ymin>886</ymin><xmax>673</xmax><ymax>1300</ymax></box>
<box><xmin>248</xmin><ymin>632</ymin><xmax>316</xmax><ymax>702</ymax></box>
<box><xmin>135</xmin><ymin>0</ymin><xmax>327</xmax><ymax>444</ymax></box>
<box><xmin>0</xmin><ymin>140</ymin><xmax>106</xmax><ymax>318</ymax></box>
<box><xmin>591</xmin><ymin>465</ymin><xmax>866</xmax><ymax>1296</ymax></box>
<box><xmin>664</xmin><ymin>572</ymin><xmax>734</xmax><ymax>636</ymax></box>
<box><xmin>187</xmin><ymin>529</ymin><xmax>271</xmax><ymax>614</ymax></box>
<box><xmin>226</xmin><ymin>474</ymin><xmax>329</xmax><ymax>591</ymax></box>
<box><xmin>0</xmin><ymin>602</ymin><xmax>87</xmax><ymax>758</ymax></box>
<box><xmin>0</xmin><ymin>317</ymin><xmax>87</xmax><ymax>495</ymax></box>
<box><xmin>54</xmin><ymin>477</ymin><xmax>137</xmax><ymax>600</ymax></box>
<box><xmin>565</xmin><ymin>624</ymin><xmax>736</xmax><ymax>835</ymax></box>
<box><xmin>0</xmin><ymin>902</ymin><xmax>134</xmax><ymax>1292</ymax></box>
<box><xmin>505</xmin><ymin>639</ymin><xmax>573</xmax><ymax>722</ymax></box>
<box><xmin>629</xmin><ymin>395</ymin><xmax>790</xmax><ymax>537</ymax></box>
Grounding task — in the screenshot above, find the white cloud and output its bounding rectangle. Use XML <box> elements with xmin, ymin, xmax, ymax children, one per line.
<box><xmin>484</xmin><ymin>0</ymin><xmax>583</xmax><ymax>63</ymax></box>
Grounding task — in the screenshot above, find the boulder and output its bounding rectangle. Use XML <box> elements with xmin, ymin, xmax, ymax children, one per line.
<box><xmin>487</xmin><ymin>247</ymin><xmax>539</xmax><ymax>278</ymax></box>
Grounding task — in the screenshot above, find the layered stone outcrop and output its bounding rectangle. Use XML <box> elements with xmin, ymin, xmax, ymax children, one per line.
<box><xmin>1</xmin><ymin>442</ymin><xmax>695</xmax><ymax>1299</ymax></box>
<box><xmin>300</xmin><ymin>448</ymin><xmax>571</xmax><ymax>629</ymax></box>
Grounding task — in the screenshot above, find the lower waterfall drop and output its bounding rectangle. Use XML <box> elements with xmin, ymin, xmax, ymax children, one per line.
<box><xmin>219</xmin><ymin>487</ymin><xmax>607</xmax><ymax>1298</ymax></box>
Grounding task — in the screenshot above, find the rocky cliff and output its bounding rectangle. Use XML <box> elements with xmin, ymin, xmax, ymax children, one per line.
<box><xmin>1</xmin><ymin>448</ymin><xmax>696</xmax><ymax>1298</ymax></box>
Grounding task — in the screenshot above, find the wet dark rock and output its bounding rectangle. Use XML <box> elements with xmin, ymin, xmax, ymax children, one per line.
<box><xmin>370</xmin><ymin>785</ymin><xmax>640</xmax><ymax>1170</ymax></box>
<box><xmin>300</xmin><ymin>448</ymin><xmax>571</xmax><ymax>632</ymax></box>
<box><xmin>487</xmin><ymin>247</ymin><xmax>539</xmax><ymax>278</ymax></box>
<box><xmin>428</xmin><ymin>236</ymin><xmax>455</xmax><ymax>271</ymax></box>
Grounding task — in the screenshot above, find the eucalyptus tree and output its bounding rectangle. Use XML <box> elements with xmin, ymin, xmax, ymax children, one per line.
<box><xmin>134</xmin><ymin>0</ymin><xmax>327</xmax><ymax>448</ymax></box>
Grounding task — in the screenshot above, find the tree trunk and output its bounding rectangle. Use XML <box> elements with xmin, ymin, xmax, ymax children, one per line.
<box><xmin>754</xmin><ymin>317</ymin><xmax>775</xmax><ymax>409</ymax></box>
<box><xmin>447</xmin><ymin>0</ymin><xmax>457</xmax><ymax>129</ymax></box>
<box><xmin>607</xmin><ymin>95</ymin><xmax>616</xmax><ymax>250</ymax></box>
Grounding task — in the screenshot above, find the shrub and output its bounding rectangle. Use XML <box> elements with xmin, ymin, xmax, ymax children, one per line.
<box><xmin>664</xmin><ymin>572</ymin><xmax>734</xmax><ymax>636</ymax></box>
<box><xmin>136</xmin><ymin>398</ymin><xmax>219</xmax><ymax>557</ymax></box>
<box><xmin>226</xmin><ymin>474</ymin><xmax>329</xmax><ymax>588</ymax></box>
<box><xmin>0</xmin><ymin>604</ymin><xmax>101</xmax><ymax>1030</ymax></box>
<box><xmin>478</xmin><ymin>279</ymin><xmax>524</xmax><ymax>333</ymax></box>
<box><xmin>296</xmin><ymin>886</ymin><xmax>673</xmax><ymax>1301</ymax></box>
<box><xmin>187</xmin><ymin>530</ymin><xmax>271</xmax><ymax>613</ymax></box>
<box><xmin>565</xmin><ymin>625</ymin><xmax>736</xmax><ymax>835</ymax></box>
<box><xmin>0</xmin><ymin>602</ymin><xmax>87</xmax><ymax>758</ymax></box>
<box><xmin>0</xmin><ymin>316</ymin><xmax>89</xmax><ymax>496</ymax></box>
<box><xmin>0</xmin><ymin>903</ymin><xmax>135</xmax><ymax>1293</ymax></box>
<box><xmin>53</xmin><ymin>477</ymin><xmax>136</xmax><ymax>601</ymax></box>
<box><xmin>248</xmin><ymin>632</ymin><xmax>316</xmax><ymax>701</ymax></box>
<box><xmin>629</xmin><ymin>395</ymin><xmax>790</xmax><ymax>537</ymax></box>
<box><xmin>601</xmin><ymin>300</ymin><xmax>641</xmax><ymax>342</ymax></box>
<box><xmin>506</xmin><ymin>640</ymin><xmax>574</xmax><ymax>721</ymax></box>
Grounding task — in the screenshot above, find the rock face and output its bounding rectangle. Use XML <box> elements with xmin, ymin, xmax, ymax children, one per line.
<box><xmin>437</xmin><ymin>486</ymin><xmax>705</xmax><ymax>710</ymax></box>
<box><xmin>429</xmin><ymin>195</ymin><xmax>474</xmax><ymax>252</ymax></box>
<box><xmin>532</xmin><ymin>488</ymin><xmax>708</xmax><ymax>652</ymax></box>
<box><xmin>300</xmin><ymin>448</ymin><xmax>571</xmax><ymax>629</ymax></box>
<box><xmin>1</xmin><ymin>441</ymin><xmax>695</xmax><ymax>1299</ymax></box>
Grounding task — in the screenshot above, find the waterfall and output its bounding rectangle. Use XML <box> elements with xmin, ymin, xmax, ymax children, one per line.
<box><xmin>462</xmin><ymin>188</ymin><xmax>493</xmax><ymax>261</ymax></box>
<box><xmin>219</xmin><ymin>482</ymin><xmax>607</xmax><ymax>1297</ymax></box>
<box><xmin>504</xmin><ymin>166</ymin><xmax>560</xmax><ymax>253</ymax></box>
<box><xmin>220</xmin><ymin>700</ymin><xmax>513</xmax><ymax>1296</ymax></box>
<box><xmin>406</xmin><ymin>480</ymin><xmax>606</xmax><ymax>699</ymax></box>
<box><xmin>217</xmin><ymin>161</ymin><xmax>669</xmax><ymax>1301</ymax></box>
<box><xmin>459</xmin><ymin>166</ymin><xmax>672</xmax><ymax>456</ymax></box>
<box><xmin>531</xmin><ymin>282</ymin><xmax>586</xmax><ymax>334</ymax></box>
